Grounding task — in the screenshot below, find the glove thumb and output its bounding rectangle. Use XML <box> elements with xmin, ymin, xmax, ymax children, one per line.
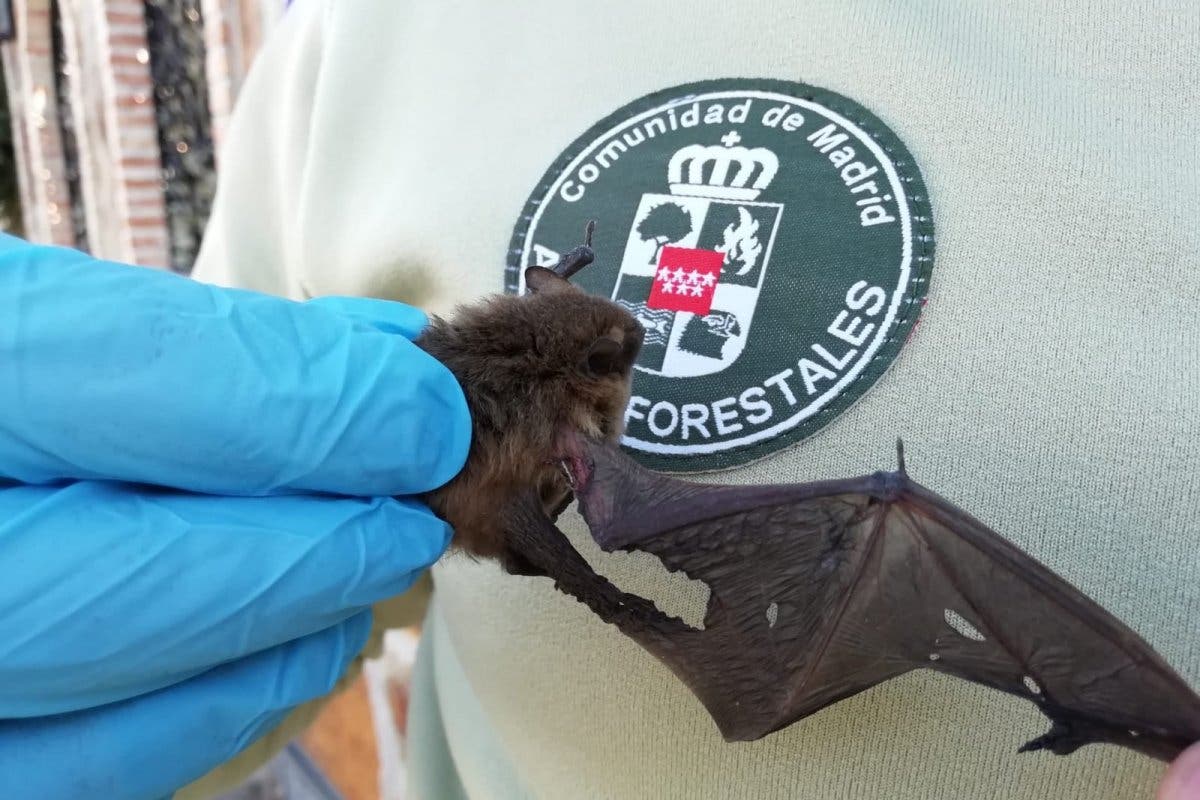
<box><xmin>305</xmin><ymin>295</ymin><xmax>431</xmax><ymax>339</ymax></box>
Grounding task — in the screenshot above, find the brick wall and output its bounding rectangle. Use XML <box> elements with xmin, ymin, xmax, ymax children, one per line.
<box><xmin>1</xmin><ymin>0</ymin><xmax>281</xmax><ymax>263</ymax></box>
<box><xmin>201</xmin><ymin>0</ymin><xmax>280</xmax><ymax>154</ymax></box>
<box><xmin>56</xmin><ymin>0</ymin><xmax>169</xmax><ymax>266</ymax></box>
<box><xmin>102</xmin><ymin>1</ymin><xmax>170</xmax><ymax>266</ymax></box>
<box><xmin>1</xmin><ymin>0</ymin><xmax>75</xmax><ymax>246</ymax></box>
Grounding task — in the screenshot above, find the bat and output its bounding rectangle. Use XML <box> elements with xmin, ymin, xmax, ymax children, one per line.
<box><xmin>417</xmin><ymin>222</ymin><xmax>643</xmax><ymax>568</ymax></box>
<box><xmin>416</xmin><ymin>222</ymin><xmax>1200</xmax><ymax>761</ymax></box>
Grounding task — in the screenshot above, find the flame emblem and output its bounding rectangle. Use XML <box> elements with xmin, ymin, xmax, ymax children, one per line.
<box><xmin>716</xmin><ymin>207</ymin><xmax>763</xmax><ymax>277</ymax></box>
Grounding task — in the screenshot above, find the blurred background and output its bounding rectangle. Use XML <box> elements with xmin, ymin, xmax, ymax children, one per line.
<box><xmin>0</xmin><ymin>2</ymin><xmax>413</xmax><ymax>798</ymax></box>
<box><xmin>0</xmin><ymin>0</ymin><xmax>279</xmax><ymax>273</ymax></box>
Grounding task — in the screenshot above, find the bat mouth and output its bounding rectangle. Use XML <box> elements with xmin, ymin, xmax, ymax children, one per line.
<box><xmin>557</xmin><ymin>454</ymin><xmax>593</xmax><ymax>495</ymax></box>
<box><xmin>553</xmin><ymin>429</ymin><xmax>596</xmax><ymax>495</ymax></box>
<box><xmin>558</xmin><ymin>459</ymin><xmax>576</xmax><ymax>489</ymax></box>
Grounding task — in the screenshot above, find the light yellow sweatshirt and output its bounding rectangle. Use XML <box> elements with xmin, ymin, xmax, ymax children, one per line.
<box><xmin>187</xmin><ymin>1</ymin><xmax>1198</xmax><ymax>797</ymax></box>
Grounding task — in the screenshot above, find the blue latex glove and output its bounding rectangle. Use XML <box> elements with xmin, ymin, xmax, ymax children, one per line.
<box><xmin>0</xmin><ymin>234</ymin><xmax>470</xmax><ymax>799</ymax></box>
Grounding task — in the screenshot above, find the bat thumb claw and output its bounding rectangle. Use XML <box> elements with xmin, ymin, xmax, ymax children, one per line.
<box><xmin>1017</xmin><ymin>738</ymin><xmax>1047</xmax><ymax>755</ymax></box>
<box><xmin>895</xmin><ymin>438</ymin><xmax>907</xmax><ymax>475</ymax></box>
<box><xmin>1018</xmin><ymin>721</ymin><xmax>1088</xmax><ymax>757</ymax></box>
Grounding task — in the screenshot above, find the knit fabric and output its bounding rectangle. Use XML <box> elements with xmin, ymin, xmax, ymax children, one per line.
<box><xmin>191</xmin><ymin>1</ymin><xmax>1199</xmax><ymax>797</ymax></box>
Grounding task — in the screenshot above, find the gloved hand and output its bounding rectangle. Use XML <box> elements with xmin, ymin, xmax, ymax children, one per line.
<box><xmin>0</xmin><ymin>234</ymin><xmax>470</xmax><ymax>799</ymax></box>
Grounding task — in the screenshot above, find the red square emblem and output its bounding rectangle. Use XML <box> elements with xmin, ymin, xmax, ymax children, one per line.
<box><xmin>647</xmin><ymin>246</ymin><xmax>723</xmax><ymax>316</ymax></box>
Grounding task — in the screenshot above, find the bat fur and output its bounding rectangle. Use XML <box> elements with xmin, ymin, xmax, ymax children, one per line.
<box><xmin>415</xmin><ymin>231</ymin><xmax>642</xmax><ymax>564</ymax></box>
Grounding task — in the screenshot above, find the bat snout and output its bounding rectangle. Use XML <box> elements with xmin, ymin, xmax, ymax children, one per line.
<box><xmin>552</xmin><ymin>428</ymin><xmax>596</xmax><ymax>494</ymax></box>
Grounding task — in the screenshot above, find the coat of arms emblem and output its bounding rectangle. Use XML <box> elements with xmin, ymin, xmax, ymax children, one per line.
<box><xmin>508</xmin><ymin>79</ymin><xmax>934</xmax><ymax>472</ymax></box>
<box><xmin>611</xmin><ymin>132</ymin><xmax>783</xmax><ymax>379</ymax></box>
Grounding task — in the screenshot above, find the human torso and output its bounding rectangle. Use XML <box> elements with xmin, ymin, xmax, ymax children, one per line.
<box><xmin>226</xmin><ymin>2</ymin><xmax>1200</xmax><ymax>796</ymax></box>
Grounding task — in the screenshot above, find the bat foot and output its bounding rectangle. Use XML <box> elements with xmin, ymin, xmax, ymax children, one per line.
<box><xmin>1021</xmin><ymin>716</ymin><xmax>1193</xmax><ymax>762</ymax></box>
<box><xmin>1018</xmin><ymin>721</ymin><xmax>1088</xmax><ymax>756</ymax></box>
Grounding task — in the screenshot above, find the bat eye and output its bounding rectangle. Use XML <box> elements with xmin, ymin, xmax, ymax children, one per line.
<box><xmin>585</xmin><ymin>336</ymin><xmax>625</xmax><ymax>376</ymax></box>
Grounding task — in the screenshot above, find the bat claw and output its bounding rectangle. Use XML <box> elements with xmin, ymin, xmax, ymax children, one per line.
<box><xmin>895</xmin><ymin>438</ymin><xmax>907</xmax><ymax>475</ymax></box>
<box><xmin>552</xmin><ymin>221</ymin><xmax>599</xmax><ymax>280</ymax></box>
<box><xmin>1018</xmin><ymin>720</ymin><xmax>1088</xmax><ymax>756</ymax></box>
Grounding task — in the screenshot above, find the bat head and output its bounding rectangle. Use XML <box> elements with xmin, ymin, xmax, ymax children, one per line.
<box><xmin>520</xmin><ymin>262</ymin><xmax>645</xmax><ymax>443</ymax></box>
<box><xmin>415</xmin><ymin>222</ymin><xmax>644</xmax><ymax>559</ymax></box>
<box><xmin>518</xmin><ymin>220</ymin><xmax>644</xmax><ymax>443</ymax></box>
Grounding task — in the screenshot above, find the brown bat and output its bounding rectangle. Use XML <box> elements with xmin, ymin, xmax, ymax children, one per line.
<box><xmin>417</xmin><ymin>222</ymin><xmax>643</xmax><ymax>567</ymax></box>
<box><xmin>417</xmin><ymin>223</ymin><xmax>1200</xmax><ymax>762</ymax></box>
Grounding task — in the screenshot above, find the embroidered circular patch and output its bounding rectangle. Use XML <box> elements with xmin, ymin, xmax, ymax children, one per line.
<box><xmin>507</xmin><ymin>79</ymin><xmax>934</xmax><ymax>473</ymax></box>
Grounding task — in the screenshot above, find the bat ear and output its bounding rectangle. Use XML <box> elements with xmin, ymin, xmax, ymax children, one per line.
<box><xmin>585</xmin><ymin>335</ymin><xmax>626</xmax><ymax>376</ymax></box>
<box><xmin>524</xmin><ymin>266</ymin><xmax>574</xmax><ymax>295</ymax></box>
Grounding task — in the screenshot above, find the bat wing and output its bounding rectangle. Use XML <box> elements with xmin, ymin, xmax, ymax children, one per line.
<box><xmin>514</xmin><ymin>438</ymin><xmax>1200</xmax><ymax>761</ymax></box>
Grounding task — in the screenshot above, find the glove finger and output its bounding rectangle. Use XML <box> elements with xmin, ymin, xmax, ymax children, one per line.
<box><xmin>0</xmin><ymin>235</ymin><xmax>469</xmax><ymax>496</ymax></box>
<box><xmin>0</xmin><ymin>480</ymin><xmax>451</xmax><ymax>717</ymax></box>
<box><xmin>304</xmin><ymin>295</ymin><xmax>431</xmax><ymax>338</ymax></box>
<box><xmin>0</xmin><ymin>611</ymin><xmax>372</xmax><ymax>800</ymax></box>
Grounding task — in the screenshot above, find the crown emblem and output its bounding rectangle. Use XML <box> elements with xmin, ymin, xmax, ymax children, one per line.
<box><xmin>667</xmin><ymin>131</ymin><xmax>779</xmax><ymax>201</ymax></box>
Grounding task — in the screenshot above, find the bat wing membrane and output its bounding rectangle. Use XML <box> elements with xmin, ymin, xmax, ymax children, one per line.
<box><xmin>561</xmin><ymin>440</ymin><xmax>1200</xmax><ymax>758</ymax></box>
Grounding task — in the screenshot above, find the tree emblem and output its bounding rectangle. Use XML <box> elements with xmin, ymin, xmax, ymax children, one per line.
<box><xmin>637</xmin><ymin>201</ymin><xmax>693</xmax><ymax>263</ymax></box>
